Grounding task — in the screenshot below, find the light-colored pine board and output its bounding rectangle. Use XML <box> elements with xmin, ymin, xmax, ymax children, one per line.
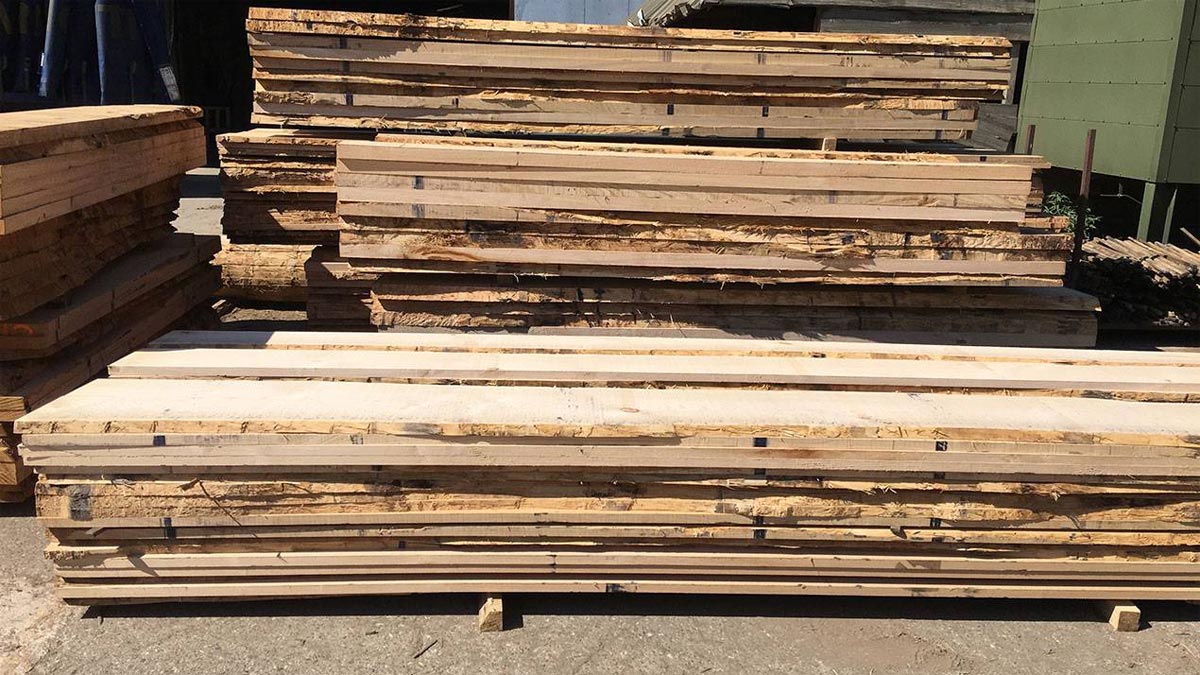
<box><xmin>141</xmin><ymin>330</ymin><xmax>1190</xmax><ymax>366</ymax></box>
<box><xmin>103</xmin><ymin>345</ymin><xmax>1200</xmax><ymax>400</ymax></box>
<box><xmin>50</xmin><ymin>577</ymin><xmax>1200</xmax><ymax>603</ymax></box>
<box><xmin>16</xmin><ymin>378</ymin><xmax>1200</xmax><ymax>447</ymax></box>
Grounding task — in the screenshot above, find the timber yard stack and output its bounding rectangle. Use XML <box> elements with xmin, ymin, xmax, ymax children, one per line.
<box><xmin>218</xmin><ymin>129</ymin><xmax>373</xmax><ymax>246</ymax></box>
<box><xmin>0</xmin><ymin>106</ymin><xmax>218</xmax><ymax>502</ymax></box>
<box><xmin>246</xmin><ymin>8</ymin><xmax>1009</xmax><ymax>140</ymax></box>
<box><xmin>236</xmin><ymin>8</ymin><xmax>1099</xmax><ymax>345</ymax></box>
<box><xmin>215</xmin><ymin>243</ymin><xmax>314</xmax><ymax>305</ymax></box>
<box><xmin>17</xmin><ymin>330</ymin><xmax>1200</xmax><ymax>603</ymax></box>
<box><xmin>335</xmin><ymin>136</ymin><xmax>1092</xmax><ymax>345</ymax></box>
<box><xmin>215</xmin><ymin>128</ymin><xmax>372</xmax><ymax>306</ymax></box>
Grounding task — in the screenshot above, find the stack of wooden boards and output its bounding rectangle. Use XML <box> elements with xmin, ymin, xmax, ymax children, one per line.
<box><xmin>247</xmin><ymin>8</ymin><xmax>1010</xmax><ymax>141</ymax></box>
<box><xmin>215</xmin><ymin>128</ymin><xmax>372</xmax><ymax>307</ymax></box>
<box><xmin>218</xmin><ymin>128</ymin><xmax>372</xmax><ymax>246</ymax></box>
<box><xmin>324</xmin><ymin>134</ymin><xmax>1096</xmax><ymax>345</ymax></box>
<box><xmin>18</xmin><ymin>330</ymin><xmax>1200</xmax><ymax>603</ymax></box>
<box><xmin>304</xmin><ymin>246</ymin><xmax>375</xmax><ymax>330</ymax></box>
<box><xmin>223</xmin><ymin>8</ymin><xmax>1015</xmax><ymax>311</ymax></box>
<box><xmin>223</xmin><ymin>8</ymin><xmax>1098</xmax><ymax>345</ymax></box>
<box><xmin>1079</xmin><ymin>237</ymin><xmax>1200</xmax><ymax>330</ymax></box>
<box><xmin>214</xmin><ymin>243</ymin><xmax>314</xmax><ymax>305</ymax></box>
<box><xmin>0</xmin><ymin>106</ymin><xmax>219</xmax><ymax>502</ymax></box>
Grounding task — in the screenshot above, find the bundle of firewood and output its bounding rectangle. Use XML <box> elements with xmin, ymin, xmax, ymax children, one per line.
<box><xmin>1079</xmin><ymin>238</ymin><xmax>1200</xmax><ymax>328</ymax></box>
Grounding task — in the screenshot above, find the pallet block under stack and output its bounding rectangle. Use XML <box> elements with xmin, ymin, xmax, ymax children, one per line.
<box><xmin>16</xmin><ymin>330</ymin><xmax>1200</xmax><ymax>618</ymax></box>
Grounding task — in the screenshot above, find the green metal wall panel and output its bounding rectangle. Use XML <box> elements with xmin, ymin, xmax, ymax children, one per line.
<box><xmin>1017</xmin><ymin>0</ymin><xmax>1195</xmax><ymax>183</ymax></box>
<box><xmin>1162</xmin><ymin>6</ymin><xmax>1200</xmax><ymax>182</ymax></box>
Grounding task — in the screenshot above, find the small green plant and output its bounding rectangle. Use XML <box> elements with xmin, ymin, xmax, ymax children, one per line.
<box><xmin>1043</xmin><ymin>191</ymin><xmax>1100</xmax><ymax>238</ymax></box>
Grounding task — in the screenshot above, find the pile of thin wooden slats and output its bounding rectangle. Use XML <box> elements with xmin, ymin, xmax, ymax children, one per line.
<box><xmin>1</xmin><ymin>427</ymin><xmax>31</xmax><ymax>502</ymax></box>
<box><xmin>247</xmin><ymin>8</ymin><xmax>1010</xmax><ymax>141</ymax></box>
<box><xmin>304</xmin><ymin>246</ymin><xmax>375</xmax><ymax>330</ymax></box>
<box><xmin>217</xmin><ymin>128</ymin><xmax>372</xmax><ymax>245</ymax></box>
<box><xmin>18</xmin><ymin>330</ymin><xmax>1200</xmax><ymax>603</ymax></box>
<box><xmin>215</xmin><ymin>128</ymin><xmax>371</xmax><ymax>307</ymax></box>
<box><xmin>0</xmin><ymin>106</ymin><xmax>218</xmax><ymax>501</ymax></box>
<box><xmin>215</xmin><ymin>243</ymin><xmax>315</xmax><ymax>305</ymax></box>
<box><xmin>365</xmin><ymin>275</ymin><xmax>1097</xmax><ymax>346</ymax></box>
<box><xmin>1080</xmin><ymin>237</ymin><xmax>1200</xmax><ymax>329</ymax></box>
<box><xmin>328</xmin><ymin>134</ymin><xmax>1094</xmax><ymax>345</ymax></box>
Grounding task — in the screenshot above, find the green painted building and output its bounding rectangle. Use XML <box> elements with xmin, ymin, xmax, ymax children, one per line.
<box><xmin>1017</xmin><ymin>0</ymin><xmax>1199</xmax><ymax>241</ymax></box>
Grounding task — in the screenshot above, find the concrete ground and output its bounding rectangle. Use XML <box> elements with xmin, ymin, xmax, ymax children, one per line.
<box><xmin>3</xmin><ymin>170</ymin><xmax>1200</xmax><ymax>674</ymax></box>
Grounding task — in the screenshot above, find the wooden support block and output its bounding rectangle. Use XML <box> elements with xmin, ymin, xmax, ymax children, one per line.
<box><xmin>478</xmin><ymin>593</ymin><xmax>504</xmax><ymax>632</ymax></box>
<box><xmin>1097</xmin><ymin>601</ymin><xmax>1141</xmax><ymax>632</ymax></box>
<box><xmin>821</xmin><ymin>137</ymin><xmax>839</xmax><ymax>151</ymax></box>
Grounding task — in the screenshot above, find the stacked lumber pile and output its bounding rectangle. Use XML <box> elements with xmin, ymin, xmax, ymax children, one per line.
<box><xmin>1</xmin><ymin>427</ymin><xmax>32</xmax><ymax>503</ymax></box>
<box><xmin>328</xmin><ymin>134</ymin><xmax>1095</xmax><ymax>345</ymax></box>
<box><xmin>217</xmin><ymin>129</ymin><xmax>373</xmax><ymax>245</ymax></box>
<box><xmin>0</xmin><ymin>106</ymin><xmax>218</xmax><ymax>501</ymax></box>
<box><xmin>216</xmin><ymin>129</ymin><xmax>372</xmax><ymax>308</ymax></box>
<box><xmin>231</xmin><ymin>8</ymin><xmax>1094</xmax><ymax>344</ymax></box>
<box><xmin>247</xmin><ymin>9</ymin><xmax>1010</xmax><ymax>141</ymax></box>
<box><xmin>365</xmin><ymin>276</ymin><xmax>1097</xmax><ymax>346</ymax></box>
<box><xmin>304</xmin><ymin>246</ymin><xmax>376</xmax><ymax>330</ymax></box>
<box><xmin>1079</xmin><ymin>238</ymin><xmax>1200</xmax><ymax>329</ymax></box>
<box><xmin>18</xmin><ymin>330</ymin><xmax>1200</xmax><ymax>603</ymax></box>
<box><xmin>1</xmin><ymin>106</ymin><xmax>205</xmax><ymax>318</ymax></box>
<box><xmin>215</xmin><ymin>243</ymin><xmax>315</xmax><ymax>305</ymax></box>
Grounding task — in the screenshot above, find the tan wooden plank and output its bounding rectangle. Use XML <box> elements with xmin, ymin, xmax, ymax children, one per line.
<box><xmin>141</xmin><ymin>330</ymin><xmax>1199</xmax><ymax>367</ymax></box>
<box><xmin>0</xmin><ymin>105</ymin><xmax>200</xmax><ymax>151</ymax></box>
<box><xmin>103</xmin><ymin>347</ymin><xmax>1200</xmax><ymax>399</ymax></box>
<box><xmin>16</xmin><ymin>378</ymin><xmax>1200</xmax><ymax>447</ymax></box>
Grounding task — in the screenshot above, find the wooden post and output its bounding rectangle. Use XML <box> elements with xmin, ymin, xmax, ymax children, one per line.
<box><xmin>478</xmin><ymin>593</ymin><xmax>504</xmax><ymax>632</ymax></box>
<box><xmin>1096</xmin><ymin>601</ymin><xmax>1141</xmax><ymax>632</ymax></box>
<box><xmin>1024</xmin><ymin>124</ymin><xmax>1036</xmax><ymax>155</ymax></box>
<box><xmin>1067</xmin><ymin>129</ymin><xmax>1096</xmax><ymax>288</ymax></box>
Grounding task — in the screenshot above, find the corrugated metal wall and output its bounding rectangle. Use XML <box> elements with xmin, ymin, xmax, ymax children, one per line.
<box><xmin>1164</xmin><ymin>10</ymin><xmax>1200</xmax><ymax>182</ymax></box>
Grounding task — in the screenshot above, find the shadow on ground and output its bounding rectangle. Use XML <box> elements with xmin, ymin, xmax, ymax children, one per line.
<box><xmin>0</xmin><ymin>500</ymin><xmax>34</xmax><ymax>518</ymax></box>
<box><xmin>180</xmin><ymin>170</ymin><xmax>222</xmax><ymax>199</ymax></box>
<box><xmin>79</xmin><ymin>594</ymin><xmax>1200</xmax><ymax>630</ymax></box>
